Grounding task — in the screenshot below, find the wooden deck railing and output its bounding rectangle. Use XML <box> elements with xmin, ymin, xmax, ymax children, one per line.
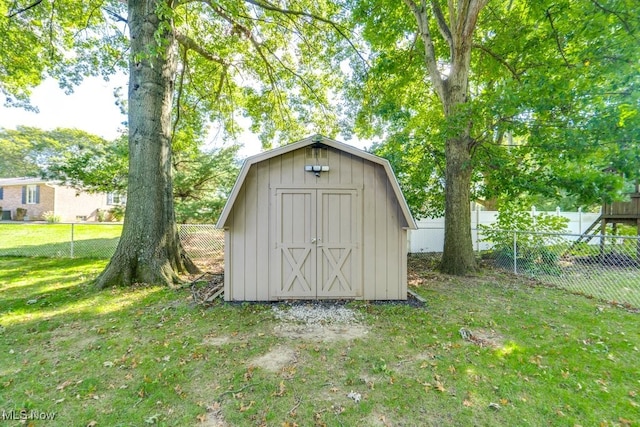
<box><xmin>603</xmin><ymin>193</ymin><xmax>640</xmax><ymax>218</ymax></box>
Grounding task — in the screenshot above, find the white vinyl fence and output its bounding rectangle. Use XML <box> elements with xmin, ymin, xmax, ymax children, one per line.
<box><xmin>408</xmin><ymin>208</ymin><xmax>601</xmax><ymax>253</ymax></box>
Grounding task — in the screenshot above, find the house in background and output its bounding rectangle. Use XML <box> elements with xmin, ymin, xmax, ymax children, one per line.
<box><xmin>0</xmin><ymin>177</ymin><xmax>124</xmax><ymax>222</ymax></box>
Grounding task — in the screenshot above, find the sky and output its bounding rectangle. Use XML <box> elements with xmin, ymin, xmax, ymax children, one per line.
<box><xmin>0</xmin><ymin>76</ymin><xmax>367</xmax><ymax>159</ymax></box>
<box><xmin>0</xmin><ymin>75</ymin><xmax>264</xmax><ymax>158</ymax></box>
<box><xmin>0</xmin><ymin>77</ymin><xmax>127</xmax><ymax>140</ymax></box>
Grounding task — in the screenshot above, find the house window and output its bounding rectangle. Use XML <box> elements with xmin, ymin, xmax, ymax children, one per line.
<box><xmin>25</xmin><ymin>185</ymin><xmax>39</xmax><ymax>204</ymax></box>
<box><xmin>0</xmin><ymin>187</ymin><xmax>3</xmax><ymax>200</ymax></box>
<box><xmin>107</xmin><ymin>193</ymin><xmax>125</xmax><ymax>205</ymax></box>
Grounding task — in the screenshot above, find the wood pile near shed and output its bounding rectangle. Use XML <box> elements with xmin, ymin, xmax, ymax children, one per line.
<box><xmin>190</xmin><ymin>273</ymin><xmax>224</xmax><ymax>304</ymax></box>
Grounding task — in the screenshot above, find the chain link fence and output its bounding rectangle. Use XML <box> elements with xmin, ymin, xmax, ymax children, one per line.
<box><xmin>0</xmin><ymin>223</ymin><xmax>224</xmax><ymax>265</ymax></box>
<box><xmin>479</xmin><ymin>230</ymin><xmax>640</xmax><ymax>309</ymax></box>
<box><xmin>1</xmin><ymin>222</ymin><xmax>638</xmax><ymax>308</ymax></box>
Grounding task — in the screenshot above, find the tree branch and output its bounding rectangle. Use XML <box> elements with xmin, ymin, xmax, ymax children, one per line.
<box><xmin>244</xmin><ymin>0</ymin><xmax>369</xmax><ymax>70</ymax></box>
<box><xmin>545</xmin><ymin>7</ymin><xmax>572</xmax><ymax>68</ymax></box>
<box><xmin>174</xmin><ymin>31</ymin><xmax>228</xmax><ymax>66</ymax></box>
<box><xmin>171</xmin><ymin>47</ymin><xmax>189</xmax><ymax>147</ymax></box>
<box><xmin>7</xmin><ymin>0</ymin><xmax>43</xmax><ymax>18</ymax></box>
<box><xmin>403</xmin><ymin>0</ymin><xmax>446</xmax><ymax>101</ymax></box>
<box><xmin>103</xmin><ymin>7</ymin><xmax>128</xmax><ymax>24</ymax></box>
<box><xmin>203</xmin><ymin>0</ymin><xmax>290</xmax><ymax>123</ymax></box>
<box><xmin>590</xmin><ymin>0</ymin><xmax>636</xmax><ymax>39</ymax></box>
<box><xmin>430</xmin><ymin>0</ymin><xmax>453</xmax><ymax>54</ymax></box>
<box><xmin>466</xmin><ymin>0</ymin><xmax>489</xmax><ymax>38</ymax></box>
<box><xmin>473</xmin><ymin>43</ymin><xmax>520</xmax><ymax>81</ymax></box>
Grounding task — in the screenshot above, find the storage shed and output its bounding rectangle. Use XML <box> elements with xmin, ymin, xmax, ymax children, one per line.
<box><xmin>216</xmin><ymin>135</ymin><xmax>417</xmax><ymax>301</ymax></box>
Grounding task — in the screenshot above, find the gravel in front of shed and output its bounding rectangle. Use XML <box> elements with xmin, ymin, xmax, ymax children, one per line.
<box><xmin>271</xmin><ymin>304</ymin><xmax>362</xmax><ymax>325</ymax></box>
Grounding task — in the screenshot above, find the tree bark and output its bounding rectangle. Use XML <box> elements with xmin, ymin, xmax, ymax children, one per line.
<box><xmin>96</xmin><ymin>0</ymin><xmax>198</xmax><ymax>289</ymax></box>
<box><xmin>404</xmin><ymin>0</ymin><xmax>485</xmax><ymax>275</ymax></box>
<box><xmin>439</xmin><ymin>44</ymin><xmax>478</xmax><ymax>275</ymax></box>
<box><xmin>440</xmin><ymin>135</ymin><xmax>476</xmax><ymax>274</ymax></box>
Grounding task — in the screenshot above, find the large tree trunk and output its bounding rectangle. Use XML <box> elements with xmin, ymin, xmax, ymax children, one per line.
<box><xmin>440</xmin><ymin>136</ymin><xmax>476</xmax><ymax>274</ymax></box>
<box><xmin>439</xmin><ymin>53</ymin><xmax>478</xmax><ymax>275</ymax></box>
<box><xmin>405</xmin><ymin>0</ymin><xmax>486</xmax><ymax>275</ymax></box>
<box><xmin>96</xmin><ymin>0</ymin><xmax>198</xmax><ymax>289</ymax></box>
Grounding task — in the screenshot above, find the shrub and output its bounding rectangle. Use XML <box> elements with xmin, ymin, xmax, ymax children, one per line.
<box><xmin>43</xmin><ymin>211</ymin><xmax>62</xmax><ymax>223</ymax></box>
<box><xmin>16</xmin><ymin>208</ymin><xmax>28</xmax><ymax>221</ymax></box>
<box><xmin>109</xmin><ymin>205</ymin><xmax>125</xmax><ymax>221</ymax></box>
<box><xmin>480</xmin><ymin>202</ymin><xmax>569</xmax><ymax>274</ymax></box>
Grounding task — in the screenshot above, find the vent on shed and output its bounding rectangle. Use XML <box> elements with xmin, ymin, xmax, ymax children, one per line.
<box><xmin>305</xmin><ymin>146</ymin><xmax>328</xmax><ymax>160</ymax></box>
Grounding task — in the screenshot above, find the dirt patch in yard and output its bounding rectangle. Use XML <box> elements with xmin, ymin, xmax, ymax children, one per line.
<box><xmin>273</xmin><ymin>323</ymin><xmax>369</xmax><ymax>342</ymax></box>
<box><xmin>202</xmin><ymin>335</ymin><xmax>231</xmax><ymax>346</ymax></box>
<box><xmin>459</xmin><ymin>327</ymin><xmax>506</xmax><ymax>349</ymax></box>
<box><xmin>249</xmin><ymin>345</ymin><xmax>297</xmax><ymax>372</ymax></box>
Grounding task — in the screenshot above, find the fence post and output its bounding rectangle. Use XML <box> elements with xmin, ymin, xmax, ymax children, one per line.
<box><xmin>578</xmin><ymin>207</ymin><xmax>582</xmax><ymax>233</ymax></box>
<box><xmin>475</xmin><ymin>205</ymin><xmax>480</xmax><ymax>252</ymax></box>
<box><xmin>513</xmin><ymin>230</ymin><xmax>517</xmax><ymax>274</ymax></box>
<box><xmin>70</xmin><ymin>223</ymin><xmax>74</xmax><ymax>258</ymax></box>
<box><xmin>531</xmin><ymin>206</ymin><xmax>537</xmax><ymax>226</ymax></box>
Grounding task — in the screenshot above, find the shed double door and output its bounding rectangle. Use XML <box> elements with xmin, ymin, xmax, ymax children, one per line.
<box><xmin>274</xmin><ymin>188</ymin><xmax>360</xmax><ymax>299</ymax></box>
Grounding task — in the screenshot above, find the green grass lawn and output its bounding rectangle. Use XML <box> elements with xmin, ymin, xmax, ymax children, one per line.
<box><xmin>0</xmin><ymin>257</ymin><xmax>639</xmax><ymax>426</ymax></box>
<box><xmin>0</xmin><ymin>223</ymin><xmax>122</xmax><ymax>258</ymax></box>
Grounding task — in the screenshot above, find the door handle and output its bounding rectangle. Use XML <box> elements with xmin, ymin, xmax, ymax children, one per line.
<box><xmin>311</xmin><ymin>238</ymin><xmax>317</xmax><ymax>244</ymax></box>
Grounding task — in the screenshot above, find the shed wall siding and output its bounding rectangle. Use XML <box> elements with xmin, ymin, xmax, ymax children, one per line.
<box><xmin>225</xmin><ymin>146</ymin><xmax>408</xmax><ymax>301</ymax></box>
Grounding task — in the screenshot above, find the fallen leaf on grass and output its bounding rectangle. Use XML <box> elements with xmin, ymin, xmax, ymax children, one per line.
<box><xmin>239</xmin><ymin>401</ymin><xmax>255</xmax><ymax>412</ymax></box>
<box><xmin>273</xmin><ymin>381</ymin><xmax>286</xmax><ymax>397</ymax></box>
<box><xmin>56</xmin><ymin>380</ymin><xmax>73</xmax><ymax>391</ymax></box>
<box><xmin>174</xmin><ymin>384</ymin><xmax>186</xmax><ymax>397</ymax></box>
<box><xmin>463</xmin><ymin>399</ymin><xmax>473</xmax><ymax>407</ymax></box>
<box><xmin>379</xmin><ymin>415</ymin><xmax>393</xmax><ymax>427</ymax></box>
<box><xmin>244</xmin><ymin>366</ymin><xmax>254</xmax><ymax>382</ymax></box>
<box><xmin>86</xmin><ymin>421</ymin><xmax>97</xmax><ymax>427</ymax></box>
<box><xmin>144</xmin><ymin>414</ymin><xmax>160</xmax><ymax>424</ymax></box>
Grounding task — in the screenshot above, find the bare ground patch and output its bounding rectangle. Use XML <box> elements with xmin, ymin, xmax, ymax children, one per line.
<box><xmin>460</xmin><ymin>327</ymin><xmax>506</xmax><ymax>349</ymax></box>
<box><xmin>273</xmin><ymin>323</ymin><xmax>369</xmax><ymax>342</ymax></box>
<box><xmin>202</xmin><ymin>335</ymin><xmax>232</xmax><ymax>346</ymax></box>
<box><xmin>200</xmin><ymin>402</ymin><xmax>228</xmax><ymax>427</ymax></box>
<box><xmin>270</xmin><ymin>304</ymin><xmax>369</xmax><ymax>342</ymax></box>
<box><xmin>249</xmin><ymin>345</ymin><xmax>297</xmax><ymax>372</ymax></box>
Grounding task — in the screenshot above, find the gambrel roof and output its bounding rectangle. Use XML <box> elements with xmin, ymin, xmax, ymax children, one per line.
<box><xmin>217</xmin><ymin>134</ymin><xmax>417</xmax><ymax>229</ymax></box>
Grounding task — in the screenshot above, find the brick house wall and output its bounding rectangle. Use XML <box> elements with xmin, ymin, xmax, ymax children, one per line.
<box><xmin>0</xmin><ymin>183</ymin><xmax>52</xmax><ymax>220</ymax></box>
<box><xmin>24</xmin><ymin>184</ymin><xmax>55</xmax><ymax>220</ymax></box>
<box><xmin>0</xmin><ymin>178</ymin><xmax>117</xmax><ymax>222</ymax></box>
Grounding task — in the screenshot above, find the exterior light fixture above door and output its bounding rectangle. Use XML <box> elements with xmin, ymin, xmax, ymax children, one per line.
<box><xmin>305</xmin><ymin>165</ymin><xmax>330</xmax><ymax>176</ymax></box>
